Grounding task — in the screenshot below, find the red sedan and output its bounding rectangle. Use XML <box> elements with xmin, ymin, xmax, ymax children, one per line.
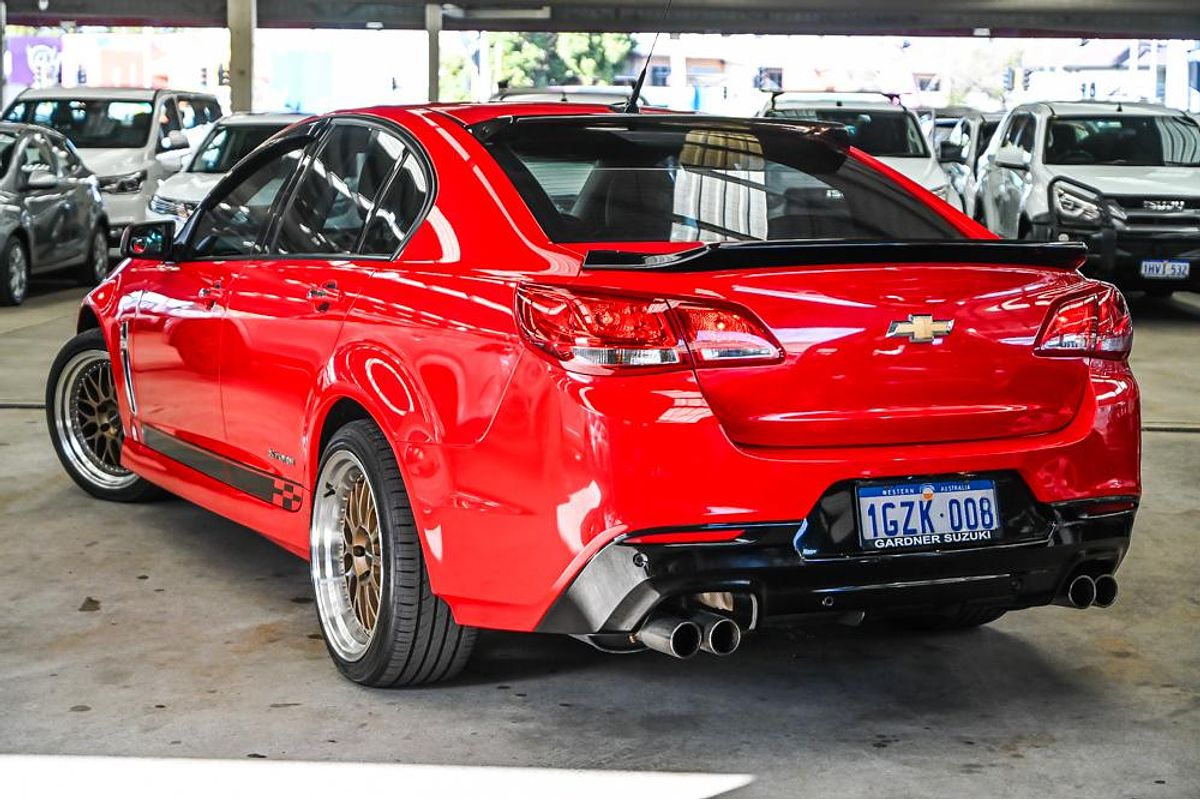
<box><xmin>46</xmin><ymin>103</ymin><xmax>1140</xmax><ymax>686</ymax></box>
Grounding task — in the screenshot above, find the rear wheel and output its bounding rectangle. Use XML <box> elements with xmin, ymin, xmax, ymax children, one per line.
<box><xmin>76</xmin><ymin>227</ymin><xmax>110</xmax><ymax>286</ymax></box>
<box><xmin>310</xmin><ymin>420</ymin><xmax>476</xmax><ymax>687</ymax></box>
<box><xmin>0</xmin><ymin>237</ymin><xmax>29</xmax><ymax>306</ymax></box>
<box><xmin>894</xmin><ymin>606</ymin><xmax>1007</xmax><ymax>631</ymax></box>
<box><xmin>46</xmin><ymin>329</ymin><xmax>160</xmax><ymax>502</ymax></box>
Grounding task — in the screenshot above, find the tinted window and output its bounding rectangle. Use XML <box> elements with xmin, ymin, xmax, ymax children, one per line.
<box><xmin>200</xmin><ymin>99</ymin><xmax>223</xmax><ymax>124</ymax></box>
<box><xmin>360</xmin><ymin>153</ymin><xmax>429</xmax><ymax>255</ymax></box>
<box><xmin>977</xmin><ymin>120</ymin><xmax>999</xmax><ymax>159</ymax></box>
<box><xmin>274</xmin><ymin>124</ymin><xmax>405</xmax><ymax>255</ymax></box>
<box><xmin>1044</xmin><ymin>115</ymin><xmax>1200</xmax><ymax>166</ymax></box>
<box><xmin>159</xmin><ymin>98</ymin><xmax>182</xmax><ymax>141</ymax></box>
<box><xmin>9</xmin><ymin>99</ymin><xmax>154</xmax><ymax>148</ymax></box>
<box><xmin>764</xmin><ymin>108</ymin><xmax>929</xmax><ymax>157</ymax></box>
<box><xmin>189</xmin><ymin>143</ymin><xmax>306</xmax><ymax>258</ymax></box>
<box><xmin>190</xmin><ymin>124</ymin><xmax>285</xmax><ymax>174</ymax></box>
<box><xmin>481</xmin><ymin>119</ymin><xmax>960</xmax><ymax>244</ymax></box>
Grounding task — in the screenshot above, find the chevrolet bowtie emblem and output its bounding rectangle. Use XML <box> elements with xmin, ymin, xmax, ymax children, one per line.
<box><xmin>886</xmin><ymin>314</ymin><xmax>954</xmax><ymax>343</ymax></box>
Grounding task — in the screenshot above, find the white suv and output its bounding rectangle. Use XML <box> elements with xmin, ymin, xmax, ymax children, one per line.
<box><xmin>760</xmin><ymin>92</ymin><xmax>962</xmax><ymax>210</ymax></box>
<box><xmin>976</xmin><ymin>101</ymin><xmax>1200</xmax><ymax>295</ymax></box>
<box><xmin>3</xmin><ymin>87</ymin><xmax>222</xmax><ymax>251</ymax></box>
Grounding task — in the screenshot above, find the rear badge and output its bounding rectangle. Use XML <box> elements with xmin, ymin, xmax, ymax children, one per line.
<box><xmin>886</xmin><ymin>314</ymin><xmax>953</xmax><ymax>344</ymax></box>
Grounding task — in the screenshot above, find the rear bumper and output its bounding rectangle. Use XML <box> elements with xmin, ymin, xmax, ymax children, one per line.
<box><xmin>536</xmin><ymin>495</ymin><xmax>1134</xmax><ymax>634</ymax></box>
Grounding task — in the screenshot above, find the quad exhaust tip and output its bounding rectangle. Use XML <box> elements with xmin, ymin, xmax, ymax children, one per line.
<box><xmin>635</xmin><ymin>609</ymin><xmax>743</xmax><ymax>658</ymax></box>
<box><xmin>636</xmin><ymin>615</ymin><xmax>702</xmax><ymax>659</ymax></box>
<box><xmin>691</xmin><ymin>610</ymin><xmax>742</xmax><ymax>657</ymax></box>
<box><xmin>1093</xmin><ymin>574</ymin><xmax>1119</xmax><ymax>608</ymax></box>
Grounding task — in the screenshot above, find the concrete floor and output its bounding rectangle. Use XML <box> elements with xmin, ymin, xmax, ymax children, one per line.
<box><xmin>1</xmin><ymin>278</ymin><xmax>1198</xmax><ymax>797</ymax></box>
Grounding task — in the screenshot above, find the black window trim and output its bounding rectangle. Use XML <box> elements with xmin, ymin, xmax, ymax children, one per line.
<box><xmin>259</xmin><ymin>113</ymin><xmax>436</xmax><ymax>263</ymax></box>
<box><xmin>175</xmin><ymin>125</ymin><xmax>325</xmax><ymax>263</ymax></box>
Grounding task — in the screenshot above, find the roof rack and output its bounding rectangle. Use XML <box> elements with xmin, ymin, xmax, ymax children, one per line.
<box><xmin>765</xmin><ymin>89</ymin><xmax>905</xmax><ymax>112</ymax></box>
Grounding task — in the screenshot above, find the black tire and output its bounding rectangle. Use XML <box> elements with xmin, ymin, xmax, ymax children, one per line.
<box><xmin>0</xmin><ymin>236</ymin><xmax>29</xmax><ymax>306</ymax></box>
<box><xmin>76</xmin><ymin>226</ymin><xmax>111</xmax><ymax>286</ymax></box>
<box><xmin>311</xmin><ymin>419</ymin><xmax>476</xmax><ymax>687</ymax></box>
<box><xmin>46</xmin><ymin>329</ymin><xmax>161</xmax><ymax>502</ymax></box>
<box><xmin>895</xmin><ymin>605</ymin><xmax>1007</xmax><ymax>631</ymax></box>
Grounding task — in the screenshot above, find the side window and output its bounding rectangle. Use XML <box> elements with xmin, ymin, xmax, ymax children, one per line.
<box><xmin>1003</xmin><ymin>114</ymin><xmax>1034</xmax><ymax>155</ymax></box>
<box><xmin>360</xmin><ymin>153</ymin><xmax>429</xmax><ymax>255</ymax></box>
<box><xmin>947</xmin><ymin>118</ymin><xmax>971</xmax><ymax>158</ymax></box>
<box><xmin>3</xmin><ymin>102</ymin><xmax>28</xmax><ymax>122</ymax></box>
<box><xmin>50</xmin><ymin>137</ymin><xmax>82</xmax><ymax>173</ymax></box>
<box><xmin>20</xmin><ymin>136</ymin><xmax>57</xmax><ymax>178</ymax></box>
<box><xmin>202</xmin><ymin>99</ymin><xmax>224</xmax><ymax>124</ymax></box>
<box><xmin>1017</xmin><ymin>116</ymin><xmax>1037</xmax><ymax>154</ymax></box>
<box><xmin>273</xmin><ymin>124</ymin><xmax>406</xmax><ymax>255</ymax></box>
<box><xmin>188</xmin><ymin>142</ymin><xmax>307</xmax><ymax>258</ymax></box>
<box><xmin>159</xmin><ymin>98</ymin><xmax>182</xmax><ymax>138</ymax></box>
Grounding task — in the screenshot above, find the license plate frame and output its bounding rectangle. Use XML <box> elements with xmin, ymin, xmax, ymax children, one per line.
<box><xmin>855</xmin><ymin>479</ymin><xmax>1002</xmax><ymax>553</ymax></box>
<box><xmin>1140</xmin><ymin>259</ymin><xmax>1190</xmax><ymax>280</ymax></box>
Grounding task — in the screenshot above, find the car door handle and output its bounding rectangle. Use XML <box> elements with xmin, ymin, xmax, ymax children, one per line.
<box><xmin>198</xmin><ymin>280</ymin><xmax>224</xmax><ymax>306</ymax></box>
<box><xmin>307</xmin><ymin>281</ymin><xmax>340</xmax><ymax>310</ymax></box>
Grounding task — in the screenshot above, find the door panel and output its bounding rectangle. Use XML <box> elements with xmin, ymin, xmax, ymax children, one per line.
<box><xmin>126</xmin><ymin>262</ymin><xmax>231</xmax><ymax>449</ymax></box>
<box><xmin>219</xmin><ymin>259</ymin><xmax>372</xmax><ymax>480</ymax></box>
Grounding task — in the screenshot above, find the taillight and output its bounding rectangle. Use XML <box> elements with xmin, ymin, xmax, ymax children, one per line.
<box><xmin>515</xmin><ymin>284</ymin><xmax>782</xmax><ymax>374</ymax></box>
<box><xmin>1034</xmin><ymin>285</ymin><xmax>1132</xmax><ymax>360</ymax></box>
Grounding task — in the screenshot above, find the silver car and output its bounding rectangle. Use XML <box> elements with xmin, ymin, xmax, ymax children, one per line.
<box><xmin>976</xmin><ymin>100</ymin><xmax>1200</xmax><ymax>295</ymax></box>
<box><xmin>0</xmin><ymin>122</ymin><xmax>108</xmax><ymax>306</ymax></box>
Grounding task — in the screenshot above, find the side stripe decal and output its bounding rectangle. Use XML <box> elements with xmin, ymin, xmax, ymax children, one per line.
<box><xmin>142</xmin><ymin>426</ymin><xmax>305</xmax><ymax>512</ymax></box>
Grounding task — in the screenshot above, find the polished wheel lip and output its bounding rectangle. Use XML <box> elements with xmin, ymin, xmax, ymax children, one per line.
<box><xmin>311</xmin><ymin>449</ymin><xmax>385</xmax><ymax>662</ymax></box>
<box><xmin>53</xmin><ymin>349</ymin><xmax>138</xmax><ymax>490</ymax></box>
<box><xmin>91</xmin><ymin>231</ymin><xmax>109</xmax><ymax>281</ymax></box>
<box><xmin>8</xmin><ymin>243</ymin><xmax>27</xmax><ymax>302</ymax></box>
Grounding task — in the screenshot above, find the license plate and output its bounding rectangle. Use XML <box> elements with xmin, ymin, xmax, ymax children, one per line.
<box><xmin>1140</xmin><ymin>259</ymin><xmax>1190</xmax><ymax>280</ymax></box>
<box><xmin>856</xmin><ymin>479</ymin><xmax>1001</xmax><ymax>552</ymax></box>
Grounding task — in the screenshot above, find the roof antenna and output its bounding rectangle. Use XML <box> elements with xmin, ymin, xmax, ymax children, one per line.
<box><xmin>622</xmin><ymin>0</ymin><xmax>674</xmax><ymax>113</ymax></box>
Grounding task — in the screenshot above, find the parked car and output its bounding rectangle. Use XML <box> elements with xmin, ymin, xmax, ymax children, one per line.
<box><xmin>147</xmin><ymin>112</ymin><xmax>306</xmax><ymax>229</ymax></box>
<box><xmin>0</xmin><ymin>122</ymin><xmax>108</xmax><ymax>306</ymax></box>
<box><xmin>760</xmin><ymin>91</ymin><xmax>962</xmax><ymax>210</ymax></box>
<box><xmin>976</xmin><ymin>100</ymin><xmax>1200</xmax><ymax>295</ymax></box>
<box><xmin>46</xmin><ymin>104</ymin><xmax>1139</xmax><ymax>686</ymax></box>
<box><xmin>935</xmin><ymin>109</ymin><xmax>1004</xmax><ymax>220</ymax></box>
<box><xmin>3</xmin><ymin>87</ymin><xmax>222</xmax><ymax>252</ymax></box>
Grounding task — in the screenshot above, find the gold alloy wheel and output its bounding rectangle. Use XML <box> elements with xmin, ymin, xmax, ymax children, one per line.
<box><xmin>342</xmin><ymin>474</ymin><xmax>383</xmax><ymax>632</ymax></box>
<box><xmin>53</xmin><ymin>349</ymin><xmax>138</xmax><ymax>490</ymax></box>
<box><xmin>311</xmin><ymin>450</ymin><xmax>387</xmax><ymax>661</ymax></box>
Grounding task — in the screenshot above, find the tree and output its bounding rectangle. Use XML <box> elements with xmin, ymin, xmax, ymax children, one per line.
<box><xmin>493</xmin><ymin>32</ymin><xmax>634</xmax><ymax>88</ymax></box>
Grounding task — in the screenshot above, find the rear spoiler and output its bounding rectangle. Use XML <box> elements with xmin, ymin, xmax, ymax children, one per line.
<box><xmin>581</xmin><ymin>240</ymin><xmax>1088</xmax><ymax>273</ymax></box>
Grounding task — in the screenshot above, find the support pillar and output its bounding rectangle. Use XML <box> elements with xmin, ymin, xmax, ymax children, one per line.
<box><xmin>426</xmin><ymin>4</ymin><xmax>442</xmax><ymax>103</ymax></box>
<box><xmin>228</xmin><ymin>0</ymin><xmax>256</xmax><ymax>112</ymax></box>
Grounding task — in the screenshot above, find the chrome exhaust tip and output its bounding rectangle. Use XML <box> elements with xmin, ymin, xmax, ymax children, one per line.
<box><xmin>1056</xmin><ymin>574</ymin><xmax>1097</xmax><ymax>609</ymax></box>
<box><xmin>635</xmin><ymin>615</ymin><xmax>702</xmax><ymax>659</ymax></box>
<box><xmin>1093</xmin><ymin>574</ymin><xmax>1119</xmax><ymax>608</ymax></box>
<box><xmin>690</xmin><ymin>610</ymin><xmax>742</xmax><ymax>656</ymax></box>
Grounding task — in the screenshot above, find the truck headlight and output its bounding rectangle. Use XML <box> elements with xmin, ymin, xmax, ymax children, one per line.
<box><xmin>1053</xmin><ymin>182</ymin><xmax>1103</xmax><ymax>225</ymax></box>
<box><xmin>100</xmin><ymin>170</ymin><xmax>147</xmax><ymax>194</ymax></box>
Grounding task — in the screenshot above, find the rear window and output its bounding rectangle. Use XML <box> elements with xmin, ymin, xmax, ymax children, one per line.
<box><xmin>477</xmin><ymin>117</ymin><xmax>960</xmax><ymax>244</ymax></box>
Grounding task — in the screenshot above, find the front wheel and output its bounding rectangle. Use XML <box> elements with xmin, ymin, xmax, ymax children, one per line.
<box><xmin>310</xmin><ymin>420</ymin><xmax>476</xmax><ymax>687</ymax></box>
<box><xmin>0</xmin><ymin>236</ymin><xmax>29</xmax><ymax>306</ymax></box>
<box><xmin>46</xmin><ymin>329</ymin><xmax>160</xmax><ymax>502</ymax></box>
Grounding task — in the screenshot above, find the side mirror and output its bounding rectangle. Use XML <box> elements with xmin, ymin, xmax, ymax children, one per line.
<box><xmin>994</xmin><ymin>146</ymin><xmax>1030</xmax><ymax>170</ymax></box>
<box><xmin>120</xmin><ymin>221</ymin><xmax>175</xmax><ymax>260</ymax></box>
<box><xmin>25</xmin><ymin>170</ymin><xmax>59</xmax><ymax>189</ymax></box>
<box><xmin>937</xmin><ymin>140</ymin><xmax>967</xmax><ymax>165</ymax></box>
<box><xmin>160</xmin><ymin>130</ymin><xmax>189</xmax><ymax>152</ymax></box>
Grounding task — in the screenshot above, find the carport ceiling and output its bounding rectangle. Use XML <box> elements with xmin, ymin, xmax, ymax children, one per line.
<box><xmin>8</xmin><ymin>0</ymin><xmax>1200</xmax><ymax>37</ymax></box>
